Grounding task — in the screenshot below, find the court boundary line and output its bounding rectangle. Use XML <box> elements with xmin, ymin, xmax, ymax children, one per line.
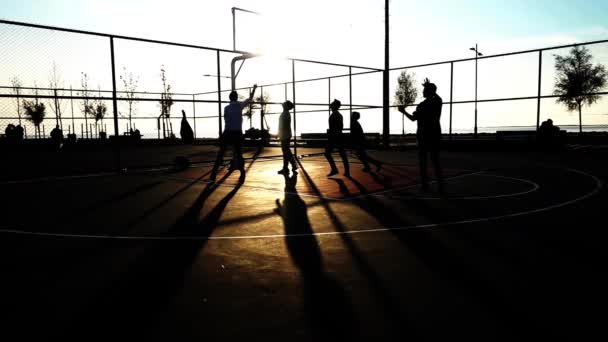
<box><xmin>380</xmin><ymin>174</ymin><xmax>540</xmax><ymax>200</ymax></box>
<box><xmin>0</xmin><ymin>168</ymin><xmax>601</xmax><ymax>241</ymax></box>
<box><xmin>156</xmin><ymin>170</ymin><xmax>484</xmax><ymax>201</ymax></box>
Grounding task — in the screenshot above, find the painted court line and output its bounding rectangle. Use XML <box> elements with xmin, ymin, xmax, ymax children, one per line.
<box><xmin>157</xmin><ymin>169</ymin><xmax>483</xmax><ymax>201</ymax></box>
<box><xmin>381</xmin><ymin>174</ymin><xmax>541</xmax><ymax>200</ymax></box>
<box><xmin>0</xmin><ymin>168</ymin><xmax>601</xmax><ymax>241</ymax></box>
<box><xmin>0</xmin><ymin>171</ymin><xmax>116</xmax><ymax>185</ymax></box>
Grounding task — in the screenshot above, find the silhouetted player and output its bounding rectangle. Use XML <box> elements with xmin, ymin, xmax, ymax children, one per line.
<box><xmin>325</xmin><ymin>99</ymin><xmax>350</xmax><ymax>177</ymax></box>
<box><xmin>278</xmin><ymin>100</ymin><xmax>298</xmax><ymax>175</ymax></box>
<box><xmin>398</xmin><ymin>78</ymin><xmax>444</xmax><ymax>193</ymax></box>
<box><xmin>210</xmin><ymin>84</ymin><xmax>258</xmax><ymax>182</ymax></box>
<box><xmin>350</xmin><ymin>111</ymin><xmax>382</xmax><ymax>172</ymax></box>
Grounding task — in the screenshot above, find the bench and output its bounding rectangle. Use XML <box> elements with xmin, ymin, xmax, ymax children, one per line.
<box><xmin>496</xmin><ymin>129</ymin><xmax>567</xmax><ymax>148</ymax></box>
<box><xmin>496</xmin><ymin>130</ymin><xmax>537</xmax><ymax>142</ymax></box>
<box><xmin>300</xmin><ymin>132</ymin><xmax>381</xmax><ymax>147</ymax></box>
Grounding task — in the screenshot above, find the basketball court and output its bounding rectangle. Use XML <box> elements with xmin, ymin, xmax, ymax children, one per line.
<box><xmin>1</xmin><ymin>9</ymin><xmax>607</xmax><ymax>340</ymax></box>
<box><xmin>1</xmin><ymin>146</ymin><xmax>605</xmax><ymax>341</ymax></box>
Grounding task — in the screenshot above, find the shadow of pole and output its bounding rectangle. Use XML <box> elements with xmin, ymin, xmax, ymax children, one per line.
<box><xmin>297</xmin><ymin>159</ymin><xmax>418</xmax><ymax>338</ymax></box>
<box><xmin>71</xmin><ymin>154</ymin><xmax>260</xmax><ymax>337</ymax></box>
<box><xmin>344</xmin><ymin>175</ymin><xmax>536</xmax><ymax>338</ymax></box>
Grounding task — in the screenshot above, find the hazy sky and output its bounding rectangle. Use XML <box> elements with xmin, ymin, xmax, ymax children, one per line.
<box><xmin>2</xmin><ymin>0</ymin><xmax>608</xmax><ymax>66</ymax></box>
<box><xmin>1</xmin><ymin>0</ymin><xmax>607</xmax><ymax>136</ymax></box>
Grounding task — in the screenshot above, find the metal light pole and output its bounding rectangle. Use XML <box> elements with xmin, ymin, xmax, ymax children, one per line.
<box><xmin>382</xmin><ymin>0</ymin><xmax>390</xmax><ymax>147</ymax></box>
<box><xmin>203</xmin><ymin>73</ymin><xmax>231</xmax><ymax>138</ymax></box>
<box><xmin>203</xmin><ymin>74</ymin><xmax>231</xmax><ymax>79</ymax></box>
<box><xmin>470</xmin><ymin>44</ymin><xmax>483</xmax><ymax>139</ymax></box>
<box><xmin>232</xmin><ymin>7</ymin><xmax>261</xmax><ymax>51</ymax></box>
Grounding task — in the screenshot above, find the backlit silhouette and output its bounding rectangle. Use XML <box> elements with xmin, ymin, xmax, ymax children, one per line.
<box><xmin>277</xmin><ymin>100</ymin><xmax>298</xmax><ymax>175</ymax></box>
<box><xmin>210</xmin><ymin>84</ymin><xmax>258</xmax><ymax>183</ymax></box>
<box><xmin>398</xmin><ymin>78</ymin><xmax>444</xmax><ymax>193</ymax></box>
<box><xmin>350</xmin><ymin>111</ymin><xmax>383</xmax><ymax>172</ymax></box>
<box><xmin>324</xmin><ymin>99</ymin><xmax>350</xmax><ymax>177</ymax></box>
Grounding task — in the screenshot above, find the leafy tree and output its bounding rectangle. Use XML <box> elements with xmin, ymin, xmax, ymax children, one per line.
<box><xmin>554</xmin><ymin>46</ymin><xmax>607</xmax><ymax>134</ymax></box>
<box><xmin>394</xmin><ymin>70</ymin><xmax>418</xmax><ymax>135</ymax></box>
<box><xmin>22</xmin><ymin>85</ymin><xmax>46</xmax><ymax>138</ymax></box>
<box><xmin>241</xmin><ymin>92</ymin><xmax>270</xmax><ymax>129</ymax></box>
<box><xmin>92</xmin><ymin>87</ymin><xmax>107</xmax><ymax>135</ymax></box>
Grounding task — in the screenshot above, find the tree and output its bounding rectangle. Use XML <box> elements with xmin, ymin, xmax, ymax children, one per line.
<box><xmin>80</xmin><ymin>72</ymin><xmax>94</xmax><ymax>138</ymax></box>
<box><xmin>92</xmin><ymin>87</ymin><xmax>107</xmax><ymax>135</ymax></box>
<box><xmin>241</xmin><ymin>92</ymin><xmax>270</xmax><ymax>129</ymax></box>
<box><xmin>22</xmin><ymin>84</ymin><xmax>46</xmax><ymax>138</ymax></box>
<box><xmin>394</xmin><ymin>70</ymin><xmax>418</xmax><ymax>135</ymax></box>
<box><xmin>48</xmin><ymin>62</ymin><xmax>65</xmax><ymax>128</ymax></box>
<box><xmin>159</xmin><ymin>66</ymin><xmax>174</xmax><ymax>138</ymax></box>
<box><xmin>120</xmin><ymin>67</ymin><xmax>139</xmax><ymax>131</ymax></box>
<box><xmin>10</xmin><ymin>76</ymin><xmax>23</xmax><ymax>125</ymax></box>
<box><xmin>554</xmin><ymin>46</ymin><xmax>607</xmax><ymax>134</ymax></box>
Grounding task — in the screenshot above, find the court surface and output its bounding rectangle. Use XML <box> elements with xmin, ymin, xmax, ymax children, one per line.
<box><xmin>1</xmin><ymin>147</ymin><xmax>606</xmax><ymax>341</ymax></box>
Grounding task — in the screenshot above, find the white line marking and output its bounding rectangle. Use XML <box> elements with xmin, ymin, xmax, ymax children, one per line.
<box><xmin>382</xmin><ymin>174</ymin><xmax>540</xmax><ymax>200</ymax></box>
<box><xmin>0</xmin><ymin>168</ymin><xmax>601</xmax><ymax>241</ymax></box>
<box><xmin>0</xmin><ymin>172</ymin><xmax>116</xmax><ymax>185</ymax></box>
<box><xmin>155</xmin><ymin>170</ymin><xmax>483</xmax><ymax>201</ymax></box>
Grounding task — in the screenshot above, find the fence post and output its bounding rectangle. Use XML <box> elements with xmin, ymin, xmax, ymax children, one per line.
<box><xmin>260</xmin><ymin>86</ymin><xmax>264</xmax><ymax>131</ymax></box>
<box><xmin>292</xmin><ymin>60</ymin><xmax>297</xmax><ymax>157</ymax></box>
<box><xmin>53</xmin><ymin>89</ymin><xmax>60</xmax><ymax>128</ymax></box>
<box><xmin>349</xmin><ymin>66</ymin><xmax>353</xmax><ymax>117</ymax></box>
<box><xmin>109</xmin><ymin>37</ymin><xmax>121</xmax><ymax>171</ymax></box>
<box><xmin>70</xmin><ymin>86</ymin><xmax>75</xmax><ymax>136</ymax></box>
<box><xmin>536</xmin><ymin>50</ymin><xmax>543</xmax><ymax>131</ymax></box>
<box><xmin>192</xmin><ymin>94</ymin><xmax>197</xmax><ymax>139</ymax></box>
<box><xmin>328</xmin><ymin>78</ymin><xmax>331</xmax><ymax>117</ymax></box>
<box><xmin>217</xmin><ymin>50</ymin><xmax>223</xmax><ymax>139</ymax></box>
<box><xmin>449</xmin><ymin>61</ymin><xmax>454</xmax><ymax>140</ymax></box>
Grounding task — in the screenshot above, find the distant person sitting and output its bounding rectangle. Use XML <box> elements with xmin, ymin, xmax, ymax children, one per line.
<box><xmin>132</xmin><ymin>129</ymin><xmax>142</xmax><ymax>140</ymax></box>
<box><xmin>277</xmin><ymin>100</ymin><xmax>298</xmax><ymax>175</ymax></box>
<box><xmin>50</xmin><ymin>125</ymin><xmax>64</xmax><ymax>149</ymax></box>
<box><xmin>14</xmin><ymin>124</ymin><xmax>24</xmax><ymax>141</ymax></box>
<box><xmin>180</xmin><ymin>109</ymin><xmax>194</xmax><ymax>144</ymax></box>
<box><xmin>538</xmin><ymin>119</ymin><xmax>561</xmax><ymax>149</ymax></box>
<box><xmin>398</xmin><ymin>78</ymin><xmax>445</xmax><ymax>194</ymax></box>
<box><xmin>324</xmin><ymin>99</ymin><xmax>350</xmax><ymax>177</ymax></box>
<box><xmin>350</xmin><ymin>111</ymin><xmax>382</xmax><ymax>172</ymax></box>
<box><xmin>5</xmin><ymin>124</ymin><xmax>15</xmax><ymax>140</ymax></box>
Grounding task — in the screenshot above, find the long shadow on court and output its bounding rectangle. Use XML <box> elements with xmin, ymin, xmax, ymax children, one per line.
<box><xmin>275</xmin><ymin>172</ymin><xmax>359</xmax><ymax>340</ymax></box>
<box><xmin>297</xmin><ymin>161</ymin><xmax>420</xmax><ymax>339</ymax></box>
<box><xmin>68</xmin><ymin>154</ymin><xmax>259</xmax><ymax>338</ymax></box>
<box><xmin>343</xmin><ymin>175</ymin><xmax>537</xmax><ymax>340</ymax></box>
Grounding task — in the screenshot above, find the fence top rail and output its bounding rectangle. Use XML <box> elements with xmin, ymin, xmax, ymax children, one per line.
<box><xmin>192</xmin><ymin>69</ymin><xmax>381</xmax><ymax>96</ymax></box>
<box><xmin>0</xmin><ymin>85</ymin><xmax>198</xmax><ymax>97</ymax></box>
<box><xmin>0</xmin><ymin>19</ymin><xmax>381</xmax><ymax>71</ymax></box>
<box><xmin>0</xmin><ymin>19</ymin><xmax>244</xmax><ymax>54</ymax></box>
<box><xmin>390</xmin><ymin>38</ymin><xmax>608</xmax><ymax>71</ymax></box>
<box><xmin>0</xmin><ymin>68</ymin><xmax>381</xmax><ymax>97</ymax></box>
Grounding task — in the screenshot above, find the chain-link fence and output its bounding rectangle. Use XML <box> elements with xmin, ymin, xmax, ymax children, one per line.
<box><xmin>1</xmin><ymin>19</ymin><xmax>607</xmax><ymax>178</ymax></box>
